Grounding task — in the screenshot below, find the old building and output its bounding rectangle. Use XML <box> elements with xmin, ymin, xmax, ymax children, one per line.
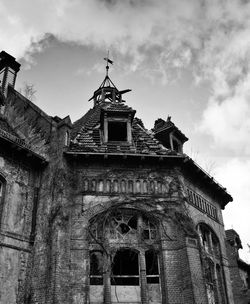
<box><xmin>0</xmin><ymin>50</ymin><xmax>245</xmax><ymax>304</ymax></box>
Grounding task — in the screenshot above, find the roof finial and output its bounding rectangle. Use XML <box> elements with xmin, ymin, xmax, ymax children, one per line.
<box><xmin>104</xmin><ymin>50</ymin><xmax>113</xmax><ymax>76</ymax></box>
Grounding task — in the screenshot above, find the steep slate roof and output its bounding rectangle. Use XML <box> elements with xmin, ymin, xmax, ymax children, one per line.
<box><xmin>70</xmin><ymin>102</ymin><xmax>174</xmax><ymax>155</ymax></box>
<box><xmin>0</xmin><ymin>112</ymin><xmax>47</xmax><ymax>164</ymax></box>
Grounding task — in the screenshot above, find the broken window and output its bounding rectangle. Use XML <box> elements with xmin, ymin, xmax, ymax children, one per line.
<box><xmin>108</xmin><ymin>121</ymin><xmax>127</xmax><ymax>141</ymax></box>
<box><xmin>198</xmin><ymin>225</ymin><xmax>211</xmax><ymax>253</ymax></box>
<box><xmin>90</xmin><ymin>251</ymin><xmax>103</xmax><ymax>285</ymax></box>
<box><xmin>142</xmin><ymin>218</ymin><xmax>157</xmax><ymax>240</ymax></box>
<box><xmin>108</xmin><ymin>211</ymin><xmax>138</xmax><ymax>238</ymax></box>
<box><xmin>197</xmin><ymin>224</ymin><xmax>226</xmax><ymax>304</ymax></box>
<box><xmin>111</xmin><ymin>249</ymin><xmax>139</xmax><ymax>285</ymax></box>
<box><xmin>106</xmin><ymin>210</ymin><xmax>157</xmax><ymax>241</ymax></box>
<box><xmin>145</xmin><ymin>250</ymin><xmax>159</xmax><ymax>284</ymax></box>
<box><xmin>204</xmin><ymin>259</ymin><xmax>215</xmax><ymax>304</ymax></box>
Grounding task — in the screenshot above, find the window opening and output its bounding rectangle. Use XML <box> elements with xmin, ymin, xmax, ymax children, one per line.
<box><xmin>109</xmin><ymin>212</ymin><xmax>137</xmax><ymax>238</ymax></box>
<box><xmin>65</xmin><ymin>131</ymin><xmax>70</xmax><ymax>146</ymax></box>
<box><xmin>108</xmin><ymin>121</ymin><xmax>127</xmax><ymax>141</ymax></box>
<box><xmin>142</xmin><ymin>218</ymin><xmax>156</xmax><ymax>240</ymax></box>
<box><xmin>90</xmin><ymin>251</ymin><xmax>103</xmax><ymax>285</ymax></box>
<box><xmin>204</xmin><ymin>259</ymin><xmax>215</xmax><ymax>304</ymax></box>
<box><xmin>111</xmin><ymin>249</ymin><xmax>139</xmax><ymax>285</ymax></box>
<box><xmin>198</xmin><ymin>224</ymin><xmax>226</xmax><ymax>304</ymax></box>
<box><xmin>146</xmin><ymin>250</ymin><xmax>159</xmax><ymax>284</ymax></box>
<box><xmin>172</xmin><ymin>139</ymin><xmax>180</xmax><ymax>152</ymax></box>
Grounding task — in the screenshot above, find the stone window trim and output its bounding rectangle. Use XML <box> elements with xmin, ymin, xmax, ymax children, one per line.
<box><xmin>103</xmin><ymin>114</ymin><xmax>132</xmax><ymax>144</ymax></box>
<box><xmin>0</xmin><ymin>175</ymin><xmax>6</xmax><ymax>227</ymax></box>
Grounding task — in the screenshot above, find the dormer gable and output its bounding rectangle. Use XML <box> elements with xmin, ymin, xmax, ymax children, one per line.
<box><xmin>100</xmin><ymin>102</ymin><xmax>136</xmax><ymax>144</ymax></box>
<box><xmin>153</xmin><ymin>116</ymin><xmax>188</xmax><ymax>153</ymax></box>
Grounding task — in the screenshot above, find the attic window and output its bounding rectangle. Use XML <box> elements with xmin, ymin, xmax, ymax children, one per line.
<box><xmin>172</xmin><ymin>138</ymin><xmax>181</xmax><ymax>153</ymax></box>
<box><xmin>108</xmin><ymin>121</ymin><xmax>127</xmax><ymax>141</ymax></box>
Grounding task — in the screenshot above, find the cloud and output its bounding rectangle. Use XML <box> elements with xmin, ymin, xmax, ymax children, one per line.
<box><xmin>199</xmin><ymin>74</ymin><xmax>250</xmax><ymax>154</ymax></box>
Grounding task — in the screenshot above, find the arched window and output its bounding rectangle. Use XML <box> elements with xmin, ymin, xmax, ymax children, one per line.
<box><xmin>197</xmin><ymin>223</ymin><xmax>226</xmax><ymax>304</ymax></box>
<box><xmin>0</xmin><ymin>176</ymin><xmax>6</xmax><ymax>227</ymax></box>
<box><xmin>88</xmin><ymin>209</ymin><xmax>161</xmax><ymax>304</ymax></box>
<box><xmin>103</xmin><ymin>210</ymin><xmax>157</xmax><ymax>241</ymax></box>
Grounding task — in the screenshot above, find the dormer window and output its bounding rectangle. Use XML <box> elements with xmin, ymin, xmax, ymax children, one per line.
<box><xmin>108</xmin><ymin>121</ymin><xmax>127</xmax><ymax>141</ymax></box>
<box><xmin>171</xmin><ymin>136</ymin><xmax>182</xmax><ymax>153</ymax></box>
<box><xmin>103</xmin><ymin>116</ymin><xmax>132</xmax><ymax>143</ymax></box>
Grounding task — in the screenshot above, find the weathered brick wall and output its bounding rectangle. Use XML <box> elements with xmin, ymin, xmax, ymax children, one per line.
<box><xmin>59</xmin><ymin>160</ymin><xmax>205</xmax><ymax>304</ymax></box>
<box><xmin>0</xmin><ymin>152</ymin><xmax>39</xmax><ymax>304</ymax></box>
<box><xmin>226</xmin><ymin>241</ymin><xmax>249</xmax><ymax>304</ymax></box>
<box><xmin>183</xmin><ymin>175</ymin><xmax>234</xmax><ymax>304</ymax></box>
<box><xmin>29</xmin><ymin>120</ymin><xmax>72</xmax><ymax>304</ymax></box>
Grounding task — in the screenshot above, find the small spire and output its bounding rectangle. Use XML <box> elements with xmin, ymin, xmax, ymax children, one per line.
<box><xmin>103</xmin><ymin>50</ymin><xmax>113</xmax><ymax>76</ymax></box>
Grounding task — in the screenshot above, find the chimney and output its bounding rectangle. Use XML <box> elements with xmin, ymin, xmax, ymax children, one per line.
<box><xmin>0</xmin><ymin>51</ymin><xmax>21</xmax><ymax>96</ymax></box>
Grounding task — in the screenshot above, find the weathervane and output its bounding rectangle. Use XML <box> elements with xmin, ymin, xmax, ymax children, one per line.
<box><xmin>104</xmin><ymin>51</ymin><xmax>113</xmax><ymax>76</ymax></box>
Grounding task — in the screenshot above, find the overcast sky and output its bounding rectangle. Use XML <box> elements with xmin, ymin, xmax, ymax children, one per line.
<box><xmin>1</xmin><ymin>0</ymin><xmax>249</xmax><ymax>262</ymax></box>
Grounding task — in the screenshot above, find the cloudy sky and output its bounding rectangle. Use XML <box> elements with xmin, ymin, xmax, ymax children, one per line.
<box><xmin>1</xmin><ymin>0</ymin><xmax>249</xmax><ymax>261</ymax></box>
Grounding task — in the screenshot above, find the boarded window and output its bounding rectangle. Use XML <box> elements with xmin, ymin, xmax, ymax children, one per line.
<box><xmin>111</xmin><ymin>249</ymin><xmax>139</xmax><ymax>285</ymax></box>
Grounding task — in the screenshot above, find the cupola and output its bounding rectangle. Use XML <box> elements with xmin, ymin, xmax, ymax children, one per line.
<box><xmin>153</xmin><ymin>116</ymin><xmax>188</xmax><ymax>153</ymax></box>
<box><xmin>89</xmin><ymin>55</ymin><xmax>135</xmax><ymax>144</ymax></box>
<box><xmin>0</xmin><ymin>51</ymin><xmax>21</xmax><ymax>96</ymax></box>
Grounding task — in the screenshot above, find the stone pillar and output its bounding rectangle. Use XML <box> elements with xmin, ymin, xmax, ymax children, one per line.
<box><xmin>103</xmin><ymin>254</ymin><xmax>111</xmax><ymax>304</ymax></box>
<box><xmin>139</xmin><ymin>250</ymin><xmax>148</xmax><ymax>304</ymax></box>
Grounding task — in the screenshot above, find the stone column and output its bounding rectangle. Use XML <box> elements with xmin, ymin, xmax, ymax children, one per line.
<box><xmin>103</xmin><ymin>254</ymin><xmax>112</xmax><ymax>304</ymax></box>
<box><xmin>139</xmin><ymin>250</ymin><xmax>148</xmax><ymax>304</ymax></box>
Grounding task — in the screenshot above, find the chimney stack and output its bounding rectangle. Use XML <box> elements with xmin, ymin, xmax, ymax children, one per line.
<box><xmin>0</xmin><ymin>51</ymin><xmax>21</xmax><ymax>96</ymax></box>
